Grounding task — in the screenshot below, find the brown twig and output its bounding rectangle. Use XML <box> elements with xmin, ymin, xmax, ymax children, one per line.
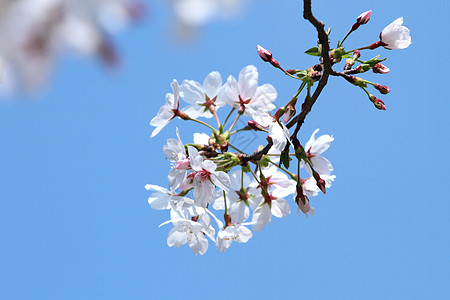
<box><xmin>286</xmin><ymin>0</ymin><xmax>334</xmax><ymax>138</ymax></box>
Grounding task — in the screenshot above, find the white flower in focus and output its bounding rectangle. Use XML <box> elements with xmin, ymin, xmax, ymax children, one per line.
<box><xmin>145</xmin><ymin>184</ymin><xmax>193</xmax><ymax>210</ymax></box>
<box><xmin>252</xmin><ymin>195</ymin><xmax>290</xmax><ymax>232</ymax></box>
<box><xmin>180</xmin><ymin>71</ymin><xmax>225</xmax><ymax>119</ymax></box>
<box><xmin>213</xmin><ymin>170</ymin><xmax>259</xmax><ymax>223</ymax></box>
<box><xmin>217</xmin><ymin>224</ymin><xmax>252</xmax><ymax>252</ymax></box>
<box><xmin>188</xmin><ymin>146</ymin><xmax>231</xmax><ymax>207</ymax></box>
<box><xmin>253</xmin><ymin>165</ymin><xmax>296</xmax><ymax>198</ymax></box>
<box><xmin>160</xmin><ymin>208</ymin><xmax>214</xmax><ymax>255</ymax></box>
<box><xmin>150</xmin><ymin>80</ymin><xmax>181</xmax><ymax>138</ymax></box>
<box><xmin>380</xmin><ymin>17</ymin><xmax>411</xmax><ymax>50</ymax></box>
<box><xmin>163</xmin><ymin>128</ymin><xmax>189</xmax><ymax>190</ymax></box>
<box><xmin>224</xmin><ymin>65</ymin><xmax>277</xmax><ymax>127</ymax></box>
<box><xmin>303</xmin><ymin>129</ymin><xmax>334</xmax><ymax>176</ymax></box>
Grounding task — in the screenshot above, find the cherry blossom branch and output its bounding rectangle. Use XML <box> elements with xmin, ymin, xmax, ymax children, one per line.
<box><xmin>286</xmin><ymin>0</ymin><xmax>333</xmax><ymax>136</ymax></box>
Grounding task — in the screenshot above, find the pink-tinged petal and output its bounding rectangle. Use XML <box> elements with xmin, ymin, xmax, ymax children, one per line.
<box><xmin>193</xmin><ymin>178</ymin><xmax>215</xmax><ymax>207</ymax></box>
<box><xmin>238</xmin><ymin>65</ymin><xmax>258</xmax><ymax>100</ymax></box>
<box><xmin>310</xmin><ymin>134</ymin><xmax>334</xmax><ymax>155</ymax></box>
<box><xmin>224</xmin><ymin>75</ymin><xmax>240</xmax><ymax>108</ymax></box>
<box><xmin>271</xmin><ymin>198</ymin><xmax>290</xmax><ymax>218</ymax></box>
<box><xmin>203</xmin><ymin>71</ymin><xmax>222</xmax><ymax>99</ymax></box>
<box><xmin>381</xmin><ymin>17</ymin><xmax>411</xmax><ymax>50</ymax></box>
<box><xmin>252</xmin><ymin>204</ymin><xmax>272</xmax><ymax>232</ymax></box>
<box><xmin>187</xmin><ymin>146</ymin><xmax>203</xmax><ymax>171</ymax></box>
<box><xmin>180</xmin><ymin>79</ymin><xmax>204</xmax><ymax>105</ymax></box>
<box><xmin>167</xmin><ymin>227</ymin><xmax>188</xmax><ymax>247</ymax></box>
<box><xmin>211</xmin><ymin>171</ymin><xmax>231</xmax><ymax>191</ymax></box>
<box><xmin>252</xmin><ymin>83</ymin><xmax>277</xmax><ymax>107</ymax></box>
<box><xmin>305</xmin><ymin>129</ymin><xmax>320</xmax><ymax>152</ymax></box>
<box><xmin>230</xmin><ymin>201</ymin><xmax>250</xmax><ymax>223</ymax></box>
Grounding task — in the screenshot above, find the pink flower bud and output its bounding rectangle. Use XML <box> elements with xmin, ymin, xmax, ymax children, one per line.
<box><xmin>247</xmin><ymin>120</ymin><xmax>265</xmax><ymax>131</ymax></box>
<box><xmin>375</xmin><ymin>84</ymin><xmax>390</xmax><ymax>94</ymax></box>
<box><xmin>351</xmin><ymin>10</ymin><xmax>372</xmax><ymax>31</ymax></box>
<box><xmin>312</xmin><ymin>171</ymin><xmax>326</xmax><ymax>194</ymax></box>
<box><xmin>353</xmin><ymin>50</ymin><xmax>361</xmax><ymax>59</ymax></box>
<box><xmin>256</xmin><ymin>45</ymin><xmax>272</xmax><ymax>62</ymax></box>
<box><xmin>369</xmin><ymin>94</ymin><xmax>386</xmax><ymax>110</ymax></box>
<box><xmin>372</xmin><ymin>63</ymin><xmax>390</xmax><ymax>74</ymax></box>
<box><xmin>256</xmin><ymin>45</ymin><xmax>281</xmax><ymax>68</ymax></box>
<box><xmin>357</xmin><ymin>10</ymin><xmax>372</xmax><ymax>25</ymax></box>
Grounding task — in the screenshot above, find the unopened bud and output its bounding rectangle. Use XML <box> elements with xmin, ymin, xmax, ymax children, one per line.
<box><xmin>312</xmin><ymin>171</ymin><xmax>326</xmax><ymax>194</ymax></box>
<box><xmin>372</xmin><ymin>63</ymin><xmax>390</xmax><ymax>74</ymax></box>
<box><xmin>353</xmin><ymin>50</ymin><xmax>361</xmax><ymax>59</ymax></box>
<box><xmin>351</xmin><ymin>10</ymin><xmax>372</xmax><ymax>31</ymax></box>
<box><xmin>286</xmin><ymin>69</ymin><xmax>298</xmax><ymax>75</ymax></box>
<box><xmin>284</xmin><ymin>101</ymin><xmax>297</xmax><ymax>123</ymax></box>
<box><xmin>247</xmin><ymin>120</ymin><xmax>265</xmax><ymax>131</ymax></box>
<box><xmin>369</xmin><ymin>94</ymin><xmax>386</xmax><ymax>110</ymax></box>
<box><xmin>375</xmin><ymin>83</ymin><xmax>390</xmax><ymax>94</ymax></box>
<box><xmin>256</xmin><ymin>45</ymin><xmax>280</xmax><ymax>68</ymax></box>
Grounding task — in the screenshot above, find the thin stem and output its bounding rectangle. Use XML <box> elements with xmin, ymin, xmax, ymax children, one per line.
<box><xmin>228</xmin><ymin>113</ymin><xmax>241</xmax><ymax>132</ymax></box>
<box><xmin>212</xmin><ymin>109</ymin><xmax>221</xmax><ymax>128</ymax></box>
<box><xmin>268</xmin><ymin>160</ymin><xmax>296</xmax><ymax>180</ymax></box>
<box><xmin>339</xmin><ymin>29</ymin><xmax>354</xmax><ymax>47</ymax></box>
<box><xmin>223</xmin><ymin>190</ymin><xmax>228</xmax><ymax>214</ymax></box>
<box><xmin>223</xmin><ymin>108</ymin><xmax>236</xmax><ymax>127</ymax></box>
<box><xmin>188</xmin><ymin>117</ymin><xmax>216</xmax><ymax>131</ymax></box>
<box><xmin>229</xmin><ymin>143</ymin><xmax>244</xmax><ymax>154</ymax></box>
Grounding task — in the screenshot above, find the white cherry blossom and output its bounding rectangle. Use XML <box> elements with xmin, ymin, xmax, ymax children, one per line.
<box><xmin>163</xmin><ymin>128</ymin><xmax>189</xmax><ymax>190</ymax></box>
<box><xmin>252</xmin><ymin>194</ymin><xmax>290</xmax><ymax>232</ymax></box>
<box><xmin>180</xmin><ymin>71</ymin><xmax>225</xmax><ymax>119</ymax></box>
<box><xmin>224</xmin><ymin>65</ymin><xmax>277</xmax><ymax>126</ymax></box>
<box><xmin>187</xmin><ymin>146</ymin><xmax>231</xmax><ymax>207</ymax></box>
<box><xmin>150</xmin><ymin>80</ymin><xmax>181</xmax><ymax>138</ymax></box>
<box><xmin>380</xmin><ymin>17</ymin><xmax>411</xmax><ymax>50</ymax></box>
<box><xmin>217</xmin><ymin>224</ymin><xmax>253</xmax><ymax>252</ymax></box>
<box><xmin>145</xmin><ymin>184</ymin><xmax>193</xmax><ymax>210</ymax></box>
<box><xmin>303</xmin><ymin>129</ymin><xmax>334</xmax><ymax>176</ymax></box>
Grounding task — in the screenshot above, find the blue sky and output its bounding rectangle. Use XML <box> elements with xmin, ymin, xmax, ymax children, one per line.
<box><xmin>0</xmin><ymin>0</ymin><xmax>449</xmax><ymax>299</ymax></box>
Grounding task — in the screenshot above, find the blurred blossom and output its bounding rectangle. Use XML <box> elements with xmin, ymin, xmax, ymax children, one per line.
<box><xmin>169</xmin><ymin>0</ymin><xmax>247</xmax><ymax>37</ymax></box>
<box><xmin>0</xmin><ymin>0</ymin><xmax>143</xmax><ymax>93</ymax></box>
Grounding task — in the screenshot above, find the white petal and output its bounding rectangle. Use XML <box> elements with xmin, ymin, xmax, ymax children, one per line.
<box><xmin>181</xmin><ymin>79</ymin><xmax>204</xmax><ymax>105</ymax></box>
<box><xmin>305</xmin><ymin>129</ymin><xmax>319</xmax><ymax>152</ymax></box>
<box><xmin>193</xmin><ymin>133</ymin><xmax>210</xmax><ymax>145</ymax></box>
<box><xmin>310</xmin><ymin>134</ymin><xmax>334</xmax><ymax>155</ymax></box>
<box><xmin>230</xmin><ymin>201</ymin><xmax>250</xmax><ymax>223</ymax></box>
<box><xmin>252</xmin><ymin>84</ymin><xmax>277</xmax><ymax>107</ymax></box>
<box><xmin>187</xmin><ymin>146</ymin><xmax>203</xmax><ymax>171</ymax></box>
<box><xmin>252</xmin><ymin>204</ymin><xmax>272</xmax><ymax>232</ymax></box>
<box><xmin>271</xmin><ymin>197</ymin><xmax>291</xmax><ymax>218</ymax></box>
<box><xmin>203</xmin><ymin>71</ymin><xmax>222</xmax><ymax>99</ymax></box>
<box><xmin>224</xmin><ymin>75</ymin><xmax>240</xmax><ymax>108</ymax></box>
<box><xmin>167</xmin><ymin>227</ymin><xmax>187</xmax><ymax>247</ymax></box>
<box><xmin>238</xmin><ymin>65</ymin><xmax>258</xmax><ymax>100</ymax></box>
<box><xmin>211</xmin><ymin>171</ymin><xmax>231</xmax><ymax>191</ymax></box>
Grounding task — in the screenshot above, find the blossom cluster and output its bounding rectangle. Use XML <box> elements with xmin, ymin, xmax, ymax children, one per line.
<box><xmin>147</xmin><ymin>10</ymin><xmax>411</xmax><ymax>255</ymax></box>
<box><xmin>147</xmin><ymin>65</ymin><xmax>336</xmax><ymax>254</ymax></box>
<box><xmin>0</xmin><ymin>0</ymin><xmax>143</xmax><ymax>92</ymax></box>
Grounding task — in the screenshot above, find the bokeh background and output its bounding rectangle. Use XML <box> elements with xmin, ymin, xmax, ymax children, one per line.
<box><xmin>0</xmin><ymin>0</ymin><xmax>449</xmax><ymax>299</ymax></box>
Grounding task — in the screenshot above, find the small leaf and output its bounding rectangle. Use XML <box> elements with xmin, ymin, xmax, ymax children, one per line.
<box><xmin>280</xmin><ymin>145</ymin><xmax>292</xmax><ymax>169</ymax></box>
<box><xmin>305</xmin><ymin>47</ymin><xmax>320</xmax><ymax>56</ymax></box>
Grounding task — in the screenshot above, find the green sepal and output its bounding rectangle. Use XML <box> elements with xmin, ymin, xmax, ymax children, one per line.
<box><xmin>305</xmin><ymin>47</ymin><xmax>320</xmax><ymax>56</ymax></box>
<box><xmin>280</xmin><ymin>148</ymin><xmax>292</xmax><ymax>169</ymax></box>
